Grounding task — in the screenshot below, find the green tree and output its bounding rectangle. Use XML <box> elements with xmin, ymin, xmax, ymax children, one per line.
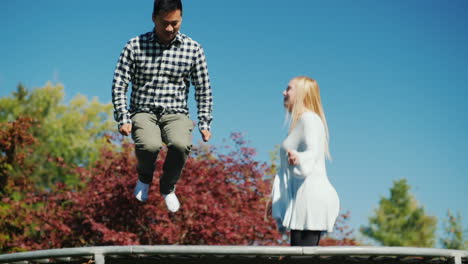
<box><xmin>361</xmin><ymin>179</ymin><xmax>437</xmax><ymax>247</ymax></box>
<box><xmin>0</xmin><ymin>83</ymin><xmax>114</xmax><ymax>187</ymax></box>
<box><xmin>440</xmin><ymin>210</ymin><xmax>467</xmax><ymax>250</ymax></box>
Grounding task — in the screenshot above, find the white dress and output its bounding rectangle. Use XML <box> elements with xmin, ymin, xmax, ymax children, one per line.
<box><xmin>272</xmin><ymin>111</ymin><xmax>339</xmax><ymax>232</ymax></box>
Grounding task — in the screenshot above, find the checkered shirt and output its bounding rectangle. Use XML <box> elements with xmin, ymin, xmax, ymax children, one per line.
<box><xmin>112</xmin><ymin>30</ymin><xmax>213</xmax><ymax>131</ymax></box>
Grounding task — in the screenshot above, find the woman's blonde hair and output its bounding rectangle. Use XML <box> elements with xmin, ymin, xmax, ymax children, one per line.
<box><xmin>288</xmin><ymin>76</ymin><xmax>331</xmax><ymax>160</ymax></box>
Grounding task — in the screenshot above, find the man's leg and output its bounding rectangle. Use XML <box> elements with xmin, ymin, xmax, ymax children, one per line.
<box><xmin>159</xmin><ymin>114</ymin><xmax>193</xmax><ymax>195</ymax></box>
<box><xmin>131</xmin><ymin>113</ymin><xmax>163</xmax><ymax>201</ymax></box>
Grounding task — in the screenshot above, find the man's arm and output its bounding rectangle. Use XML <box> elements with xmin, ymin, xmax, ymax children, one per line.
<box><xmin>111</xmin><ymin>41</ymin><xmax>135</xmax><ymax>135</ymax></box>
<box><xmin>191</xmin><ymin>45</ymin><xmax>213</xmax><ymax>141</ymax></box>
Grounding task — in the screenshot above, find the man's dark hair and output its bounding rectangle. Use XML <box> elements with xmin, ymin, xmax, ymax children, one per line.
<box><xmin>153</xmin><ymin>0</ymin><xmax>183</xmax><ymax>17</ymax></box>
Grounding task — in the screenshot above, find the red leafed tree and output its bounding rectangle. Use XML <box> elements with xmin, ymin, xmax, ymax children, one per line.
<box><xmin>12</xmin><ymin>132</ymin><xmax>287</xmax><ymax>250</ymax></box>
<box><xmin>3</xmin><ymin>123</ymin><xmax>357</xmax><ymax>252</ymax></box>
<box><xmin>0</xmin><ymin>117</ymin><xmax>37</xmax><ymax>193</ymax></box>
<box><xmin>0</xmin><ymin>117</ymin><xmax>42</xmax><ymax>252</ymax></box>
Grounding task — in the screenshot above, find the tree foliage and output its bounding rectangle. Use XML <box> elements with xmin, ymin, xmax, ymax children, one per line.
<box><xmin>0</xmin><ymin>83</ymin><xmax>114</xmax><ymax>187</ymax></box>
<box><xmin>361</xmin><ymin>179</ymin><xmax>437</xmax><ymax>247</ymax></box>
<box><xmin>0</xmin><ymin>117</ymin><xmax>36</xmax><ymax>193</ymax></box>
<box><xmin>440</xmin><ymin>210</ymin><xmax>467</xmax><ymax>250</ymax></box>
<box><xmin>0</xmin><ymin>117</ymin><xmax>50</xmax><ymax>252</ymax></box>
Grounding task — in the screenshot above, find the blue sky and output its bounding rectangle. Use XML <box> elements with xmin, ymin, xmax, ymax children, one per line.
<box><xmin>1</xmin><ymin>0</ymin><xmax>467</xmax><ymax>246</ymax></box>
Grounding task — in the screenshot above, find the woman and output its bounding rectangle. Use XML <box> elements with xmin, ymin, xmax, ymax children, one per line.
<box><xmin>272</xmin><ymin>76</ymin><xmax>340</xmax><ymax>246</ymax></box>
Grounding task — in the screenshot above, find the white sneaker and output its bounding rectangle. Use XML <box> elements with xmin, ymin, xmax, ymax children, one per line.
<box><xmin>134</xmin><ymin>180</ymin><xmax>149</xmax><ymax>202</ymax></box>
<box><xmin>163</xmin><ymin>192</ymin><xmax>180</xmax><ymax>212</ymax></box>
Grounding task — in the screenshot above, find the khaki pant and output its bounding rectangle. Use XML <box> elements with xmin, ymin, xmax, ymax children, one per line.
<box><xmin>131</xmin><ymin>112</ymin><xmax>193</xmax><ymax>195</ymax></box>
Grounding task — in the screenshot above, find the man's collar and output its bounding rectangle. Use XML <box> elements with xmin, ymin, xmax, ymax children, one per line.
<box><xmin>150</xmin><ymin>30</ymin><xmax>183</xmax><ymax>46</ymax></box>
<box><xmin>173</xmin><ymin>32</ymin><xmax>183</xmax><ymax>44</ymax></box>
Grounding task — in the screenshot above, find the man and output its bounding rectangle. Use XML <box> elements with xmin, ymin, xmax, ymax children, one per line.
<box><xmin>112</xmin><ymin>0</ymin><xmax>213</xmax><ymax>212</ymax></box>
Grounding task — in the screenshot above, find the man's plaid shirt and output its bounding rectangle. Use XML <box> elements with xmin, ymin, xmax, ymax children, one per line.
<box><xmin>112</xmin><ymin>30</ymin><xmax>213</xmax><ymax>131</ymax></box>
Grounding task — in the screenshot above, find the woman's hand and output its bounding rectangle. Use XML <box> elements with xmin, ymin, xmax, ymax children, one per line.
<box><xmin>287</xmin><ymin>150</ymin><xmax>299</xmax><ymax>165</ymax></box>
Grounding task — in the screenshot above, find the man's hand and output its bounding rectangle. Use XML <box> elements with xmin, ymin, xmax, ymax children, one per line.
<box><xmin>119</xmin><ymin>123</ymin><xmax>132</xmax><ymax>136</ymax></box>
<box><xmin>200</xmin><ymin>130</ymin><xmax>211</xmax><ymax>142</ymax></box>
<box><xmin>287</xmin><ymin>150</ymin><xmax>299</xmax><ymax>165</ymax></box>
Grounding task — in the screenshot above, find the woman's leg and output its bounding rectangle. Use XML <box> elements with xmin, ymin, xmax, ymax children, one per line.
<box><xmin>290</xmin><ymin>229</ymin><xmax>303</xmax><ymax>246</ymax></box>
<box><xmin>301</xmin><ymin>230</ymin><xmax>322</xmax><ymax>246</ymax></box>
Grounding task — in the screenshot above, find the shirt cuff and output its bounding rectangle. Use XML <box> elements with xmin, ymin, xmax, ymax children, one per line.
<box><xmin>198</xmin><ymin>121</ymin><xmax>210</xmax><ymax>132</ymax></box>
<box><xmin>115</xmin><ymin>111</ymin><xmax>131</xmax><ymax>129</ymax></box>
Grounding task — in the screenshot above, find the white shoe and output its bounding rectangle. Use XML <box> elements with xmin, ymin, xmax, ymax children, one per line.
<box><xmin>163</xmin><ymin>192</ymin><xmax>180</xmax><ymax>212</ymax></box>
<box><xmin>134</xmin><ymin>180</ymin><xmax>149</xmax><ymax>202</ymax></box>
